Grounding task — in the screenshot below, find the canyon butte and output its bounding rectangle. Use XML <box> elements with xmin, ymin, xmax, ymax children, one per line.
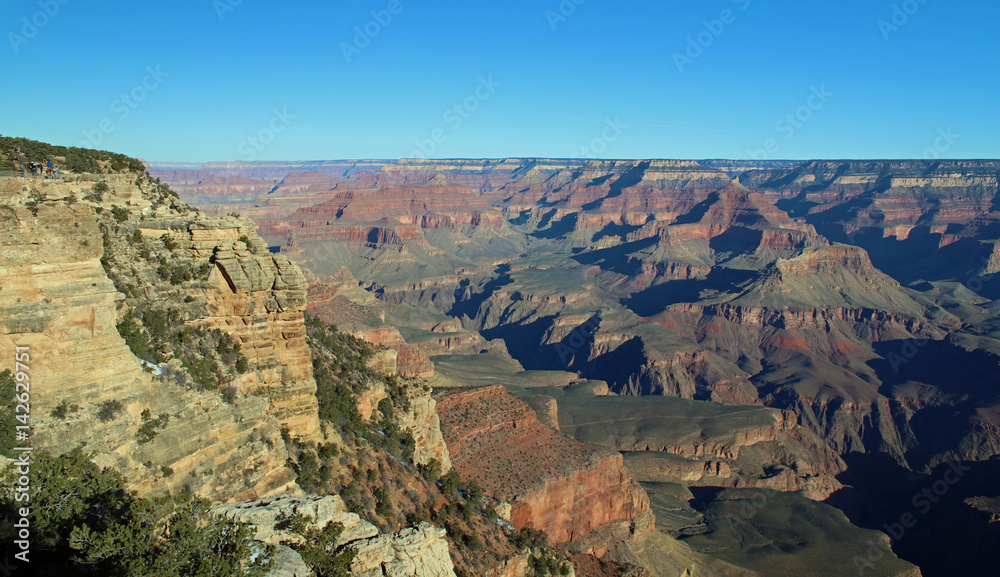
<box><xmin>0</xmin><ymin>136</ymin><xmax>996</xmax><ymax>577</ymax></box>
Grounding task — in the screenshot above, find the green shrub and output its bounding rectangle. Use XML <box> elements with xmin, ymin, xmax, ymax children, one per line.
<box><xmin>117</xmin><ymin>310</ymin><xmax>150</xmax><ymax>360</ymax></box>
<box><xmin>85</xmin><ymin>181</ymin><xmax>108</xmax><ymax>202</ymax></box>
<box><xmin>96</xmin><ymin>399</ymin><xmax>123</xmax><ymax>423</ymax></box>
<box><xmin>110</xmin><ymin>205</ymin><xmax>129</xmax><ymax>223</ymax></box>
<box><xmin>375</xmin><ymin>486</ymin><xmax>393</xmax><ymax>517</ymax></box>
<box><xmin>512</xmin><ymin>527</ymin><xmax>549</xmax><ymax>551</ymax></box>
<box><xmin>419</xmin><ymin>459</ymin><xmax>442</xmax><ymax>483</ymax></box>
<box><xmin>50</xmin><ymin>400</ymin><xmax>79</xmax><ymax>420</ymax></box>
<box><xmin>137</xmin><ymin>409</ymin><xmax>169</xmax><ymax>444</ymax></box>
<box><xmin>281</xmin><ymin>514</ymin><xmax>356</xmax><ymax>577</ymax></box>
<box><xmin>0</xmin><ymin>448</ymin><xmax>270</xmax><ymax>576</ymax></box>
<box><xmin>439</xmin><ymin>470</ymin><xmax>461</xmax><ymax>496</ymax></box>
<box><xmin>0</xmin><ymin>371</ymin><xmax>16</xmax><ymax>458</ymax></box>
<box><xmin>238</xmin><ymin>234</ymin><xmax>258</xmax><ymax>254</ymax></box>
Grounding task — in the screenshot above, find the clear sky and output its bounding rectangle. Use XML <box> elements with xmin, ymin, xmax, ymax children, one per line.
<box><xmin>1</xmin><ymin>0</ymin><xmax>997</xmax><ymax>161</ymax></box>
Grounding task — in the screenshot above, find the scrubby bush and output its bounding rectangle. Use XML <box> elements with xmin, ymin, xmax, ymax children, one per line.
<box><xmin>439</xmin><ymin>469</ymin><xmax>461</xmax><ymax>496</ymax></box>
<box><xmin>0</xmin><ymin>448</ymin><xmax>270</xmax><ymax>576</ymax></box>
<box><xmin>161</xmin><ymin>233</ymin><xmax>178</xmax><ymax>251</ymax></box>
<box><xmin>512</xmin><ymin>527</ymin><xmax>549</xmax><ymax>551</ymax></box>
<box><xmin>85</xmin><ymin>181</ymin><xmax>109</xmax><ymax>202</ymax></box>
<box><xmin>0</xmin><ymin>371</ymin><xmax>16</xmax><ymax>458</ymax></box>
<box><xmin>375</xmin><ymin>485</ymin><xmax>393</xmax><ymax>517</ymax></box>
<box><xmin>110</xmin><ymin>205</ymin><xmax>130</xmax><ymax>223</ymax></box>
<box><xmin>419</xmin><ymin>458</ymin><xmax>442</xmax><ymax>483</ymax></box>
<box><xmin>137</xmin><ymin>409</ymin><xmax>169</xmax><ymax>444</ymax></box>
<box><xmin>238</xmin><ymin>234</ymin><xmax>258</xmax><ymax>254</ymax></box>
<box><xmin>50</xmin><ymin>400</ymin><xmax>79</xmax><ymax>420</ymax></box>
<box><xmin>279</xmin><ymin>514</ymin><xmax>356</xmax><ymax>577</ymax></box>
<box><xmin>96</xmin><ymin>399</ymin><xmax>124</xmax><ymax>422</ymax></box>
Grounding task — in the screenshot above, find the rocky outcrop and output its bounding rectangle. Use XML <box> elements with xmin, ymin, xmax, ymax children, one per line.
<box><xmin>354</xmin><ymin>379</ymin><xmax>453</xmax><ymax>472</ymax></box>
<box><xmin>351</xmin><ymin>523</ymin><xmax>456</xmax><ymax>577</ymax></box>
<box><xmin>435</xmin><ymin>386</ymin><xmax>653</xmax><ymax>549</ymax></box>
<box><xmin>151</xmin><ymin>216</ymin><xmax>322</xmax><ymax>439</ymax></box>
<box><xmin>213</xmin><ymin>494</ymin><xmax>379</xmax><ymax>546</ymax></box>
<box><xmin>266</xmin><ymin>545</ymin><xmax>313</xmax><ymax>577</ymax></box>
<box><xmin>0</xmin><ymin>191</ymin><xmax>298</xmax><ymax>501</ymax></box>
<box><xmin>214</xmin><ymin>495</ymin><xmax>457</xmax><ymax>577</ymax></box>
<box><xmin>399</xmin><ymin>390</ymin><xmax>453</xmax><ymax>472</ymax></box>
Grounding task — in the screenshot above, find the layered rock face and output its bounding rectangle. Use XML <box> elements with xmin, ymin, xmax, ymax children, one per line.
<box><xmin>0</xmin><ymin>202</ymin><xmax>149</xmax><ymax>452</ymax></box>
<box><xmin>435</xmin><ymin>386</ymin><xmax>653</xmax><ymax>550</ymax></box>
<box><xmin>0</xmin><ymin>181</ymin><xmax>300</xmax><ymax>501</ymax></box>
<box><xmin>154</xmin><ymin>158</ymin><xmax>1000</xmax><ymax>576</ymax></box>
<box><xmin>153</xmin><ymin>158</ymin><xmax>1000</xmax><ymax>472</ymax></box>
<box><xmin>147</xmin><ymin>215</ymin><xmax>321</xmax><ymax>439</ymax></box>
<box><xmin>214</xmin><ymin>495</ymin><xmax>456</xmax><ymax>577</ymax></box>
<box><xmin>353</xmin><ymin>377</ymin><xmax>453</xmax><ymax>472</ymax></box>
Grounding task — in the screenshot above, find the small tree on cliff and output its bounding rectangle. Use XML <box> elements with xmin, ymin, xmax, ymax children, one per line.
<box><xmin>0</xmin><ymin>448</ymin><xmax>270</xmax><ymax>576</ymax></box>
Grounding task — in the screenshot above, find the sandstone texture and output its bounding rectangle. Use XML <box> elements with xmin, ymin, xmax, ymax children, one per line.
<box><xmin>435</xmin><ymin>386</ymin><xmax>653</xmax><ymax>550</ymax></box>
<box><xmin>0</xmin><ymin>174</ymin><xmax>317</xmax><ymax>502</ymax></box>
<box><xmin>151</xmin><ymin>157</ymin><xmax>1000</xmax><ymax>576</ymax></box>
<box><xmin>214</xmin><ymin>495</ymin><xmax>456</xmax><ymax>577</ymax></box>
<box><xmin>148</xmin><ymin>214</ymin><xmax>321</xmax><ymax>439</ymax></box>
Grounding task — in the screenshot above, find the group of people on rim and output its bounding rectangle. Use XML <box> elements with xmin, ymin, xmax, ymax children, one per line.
<box><xmin>14</xmin><ymin>160</ymin><xmax>59</xmax><ymax>178</ymax></box>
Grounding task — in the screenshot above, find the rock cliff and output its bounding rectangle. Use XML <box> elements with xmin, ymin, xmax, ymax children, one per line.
<box><xmin>151</xmin><ymin>156</ymin><xmax>1000</xmax><ymax>576</ymax></box>
<box><xmin>435</xmin><ymin>386</ymin><xmax>653</xmax><ymax>551</ymax></box>
<box><xmin>0</xmin><ymin>173</ymin><xmax>321</xmax><ymax>502</ymax></box>
<box><xmin>144</xmin><ymin>215</ymin><xmax>321</xmax><ymax>439</ymax></box>
<box><xmin>214</xmin><ymin>495</ymin><xmax>457</xmax><ymax>577</ymax></box>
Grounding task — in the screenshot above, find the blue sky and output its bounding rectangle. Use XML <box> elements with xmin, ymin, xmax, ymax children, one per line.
<box><xmin>1</xmin><ymin>0</ymin><xmax>997</xmax><ymax>161</ymax></box>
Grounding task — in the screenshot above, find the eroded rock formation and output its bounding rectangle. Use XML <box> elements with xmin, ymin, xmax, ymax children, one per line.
<box><xmin>214</xmin><ymin>495</ymin><xmax>457</xmax><ymax>577</ymax></box>
<box><xmin>435</xmin><ymin>386</ymin><xmax>653</xmax><ymax>551</ymax></box>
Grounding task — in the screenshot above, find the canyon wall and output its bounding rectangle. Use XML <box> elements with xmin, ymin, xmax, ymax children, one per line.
<box><xmin>435</xmin><ymin>385</ymin><xmax>653</xmax><ymax>551</ymax></box>
<box><xmin>0</xmin><ymin>174</ymin><xmax>321</xmax><ymax>501</ymax></box>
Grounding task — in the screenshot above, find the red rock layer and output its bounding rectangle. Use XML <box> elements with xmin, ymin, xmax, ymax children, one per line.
<box><xmin>435</xmin><ymin>386</ymin><xmax>652</xmax><ymax>547</ymax></box>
